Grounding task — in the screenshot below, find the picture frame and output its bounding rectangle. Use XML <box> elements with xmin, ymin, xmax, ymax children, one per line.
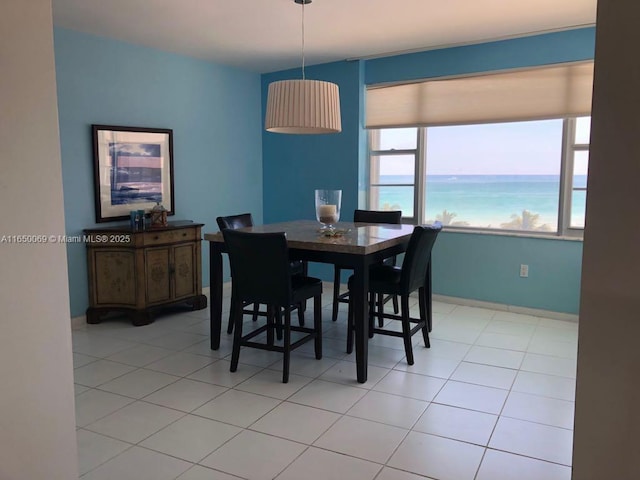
<box><xmin>92</xmin><ymin>125</ymin><xmax>175</xmax><ymax>222</ymax></box>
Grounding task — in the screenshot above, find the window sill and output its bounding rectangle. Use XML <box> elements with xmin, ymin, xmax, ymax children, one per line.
<box><xmin>438</xmin><ymin>226</ymin><xmax>584</xmax><ymax>241</ymax></box>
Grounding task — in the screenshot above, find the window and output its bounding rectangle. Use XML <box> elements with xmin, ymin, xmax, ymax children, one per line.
<box><xmin>368</xmin><ymin>117</ymin><xmax>590</xmax><ymax>235</ymax></box>
<box><xmin>369</xmin><ymin>129</ymin><xmax>417</xmax><ymax>218</ymax></box>
<box><xmin>566</xmin><ymin>117</ymin><xmax>591</xmax><ymax>229</ymax></box>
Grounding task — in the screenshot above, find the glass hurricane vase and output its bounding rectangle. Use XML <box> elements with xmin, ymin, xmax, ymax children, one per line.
<box><xmin>315</xmin><ymin>189</ymin><xmax>342</xmax><ymax>231</ymax></box>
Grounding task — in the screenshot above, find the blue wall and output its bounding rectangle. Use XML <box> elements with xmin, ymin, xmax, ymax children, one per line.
<box><xmin>262</xmin><ymin>28</ymin><xmax>595</xmax><ymax>314</ymax></box>
<box><xmin>55</xmin><ymin>28</ymin><xmax>263</xmax><ymax>317</ymax></box>
<box><xmin>261</xmin><ymin>60</ymin><xmax>364</xmax><ymax>224</ymax></box>
<box><xmin>261</xmin><ymin>60</ymin><xmax>366</xmax><ymax>280</ymax></box>
<box><xmin>365</xmin><ymin>28</ymin><xmax>596</xmax><ymax>84</ymax></box>
<box><xmin>433</xmin><ymin>233</ymin><xmax>583</xmax><ymax>314</ymax></box>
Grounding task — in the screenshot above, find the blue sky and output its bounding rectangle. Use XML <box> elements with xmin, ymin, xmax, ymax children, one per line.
<box><xmin>379</xmin><ymin>118</ymin><xmax>590</xmax><ymax>176</ymax></box>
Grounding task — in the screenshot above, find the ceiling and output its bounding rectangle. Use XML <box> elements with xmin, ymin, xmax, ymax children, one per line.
<box><xmin>52</xmin><ymin>0</ymin><xmax>597</xmax><ymax>74</ymax></box>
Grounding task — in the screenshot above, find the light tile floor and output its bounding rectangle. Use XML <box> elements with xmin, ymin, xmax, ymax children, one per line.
<box><xmin>74</xmin><ymin>283</ymin><xmax>577</xmax><ymax>479</ymax></box>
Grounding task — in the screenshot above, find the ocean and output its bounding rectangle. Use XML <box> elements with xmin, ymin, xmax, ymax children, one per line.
<box><xmin>374</xmin><ymin>175</ymin><xmax>587</xmax><ymax>230</ymax></box>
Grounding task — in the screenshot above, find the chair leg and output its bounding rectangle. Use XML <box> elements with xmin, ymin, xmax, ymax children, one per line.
<box><xmin>297</xmin><ymin>300</ymin><xmax>305</xmax><ymax>327</ymax></box>
<box><xmin>368</xmin><ymin>293</ymin><xmax>375</xmax><ymax>338</ymax></box>
<box><xmin>401</xmin><ymin>295</ymin><xmax>415</xmax><ymax>365</ymax></box>
<box><xmin>230</xmin><ymin>299</ymin><xmax>243</xmax><ymax>372</ymax></box>
<box><xmin>252</xmin><ymin>302</ymin><xmax>259</xmax><ymax>322</ymax></box>
<box><xmin>392</xmin><ymin>294</ymin><xmax>400</xmax><ymax>315</ymax></box>
<box><xmin>332</xmin><ymin>267</ymin><xmax>342</xmax><ymax>321</ymax></box>
<box><xmin>226</xmin><ymin>303</ymin><xmax>235</xmax><ymax>334</ymax></box>
<box><xmin>346</xmin><ymin>297</ymin><xmax>354</xmax><ymax>354</ymax></box>
<box><xmin>427</xmin><ymin>261</ymin><xmax>433</xmax><ymax>332</ymax></box>
<box><xmin>282</xmin><ymin>308</ymin><xmax>291</xmax><ymax>383</ymax></box>
<box><xmin>266</xmin><ymin>305</ymin><xmax>275</xmax><ymax>346</ymax></box>
<box><xmin>377</xmin><ymin>293</ymin><xmax>385</xmax><ymax>328</ymax></box>
<box><xmin>314</xmin><ymin>294</ymin><xmax>322</xmax><ymax>360</ymax></box>
<box><xmin>275</xmin><ymin>307</ymin><xmax>283</xmax><ymax>341</ymax></box>
<box><xmin>419</xmin><ymin>287</ymin><xmax>430</xmax><ymax>348</ymax></box>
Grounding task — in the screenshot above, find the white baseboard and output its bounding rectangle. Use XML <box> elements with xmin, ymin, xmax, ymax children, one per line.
<box><xmin>71</xmin><ymin>315</ymin><xmax>86</xmax><ymax>329</ymax></box>
<box><xmin>432</xmin><ymin>294</ymin><xmax>579</xmax><ymax>323</ymax></box>
<box><xmin>71</xmin><ymin>284</ymin><xmax>578</xmax><ymax>326</ymax></box>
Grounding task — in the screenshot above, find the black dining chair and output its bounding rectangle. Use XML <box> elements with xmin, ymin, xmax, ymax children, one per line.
<box><xmin>223</xmin><ymin>229</ymin><xmax>323</xmax><ymax>383</ymax></box>
<box><xmin>217</xmin><ymin>213</ymin><xmax>307</xmax><ymax>334</ymax></box>
<box><xmin>332</xmin><ymin>209</ymin><xmax>402</xmax><ymax>323</ymax></box>
<box><xmin>346</xmin><ymin>223</ymin><xmax>442</xmax><ymax>364</ymax></box>
<box><xmin>216</xmin><ymin>213</ymin><xmax>307</xmax><ymax>276</ymax></box>
<box><xmin>217</xmin><ymin>214</ymin><xmax>261</xmax><ymax>331</ymax></box>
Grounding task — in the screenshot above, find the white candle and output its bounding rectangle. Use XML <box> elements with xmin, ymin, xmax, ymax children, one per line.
<box><xmin>318</xmin><ymin>204</ymin><xmax>338</xmax><ymax>224</ymax></box>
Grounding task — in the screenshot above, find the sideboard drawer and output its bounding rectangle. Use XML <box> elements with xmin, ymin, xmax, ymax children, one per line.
<box><xmin>143</xmin><ymin>228</ymin><xmax>197</xmax><ymax>246</ymax></box>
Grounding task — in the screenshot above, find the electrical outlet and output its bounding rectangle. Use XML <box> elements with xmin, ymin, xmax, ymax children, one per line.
<box><xmin>520</xmin><ymin>264</ymin><xmax>529</xmax><ymax>278</ymax></box>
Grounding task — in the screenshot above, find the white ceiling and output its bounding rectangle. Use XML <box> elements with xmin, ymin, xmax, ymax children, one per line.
<box><xmin>52</xmin><ymin>0</ymin><xmax>597</xmax><ymax>74</ymax></box>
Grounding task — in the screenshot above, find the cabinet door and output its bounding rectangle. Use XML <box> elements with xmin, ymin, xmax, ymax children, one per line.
<box><xmin>173</xmin><ymin>243</ymin><xmax>196</xmax><ymax>298</ymax></box>
<box><xmin>93</xmin><ymin>250</ymin><xmax>136</xmax><ymax>306</ymax></box>
<box><xmin>145</xmin><ymin>247</ymin><xmax>172</xmax><ymax>304</ymax></box>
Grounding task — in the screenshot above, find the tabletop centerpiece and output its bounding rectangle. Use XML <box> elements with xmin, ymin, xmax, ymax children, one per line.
<box><xmin>315</xmin><ymin>189</ymin><xmax>342</xmax><ymax>233</ymax></box>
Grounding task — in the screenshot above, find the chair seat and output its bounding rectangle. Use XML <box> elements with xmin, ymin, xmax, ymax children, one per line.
<box><xmin>348</xmin><ymin>265</ymin><xmax>402</xmax><ymax>294</ymax></box>
<box><xmin>292</xmin><ymin>275</ymin><xmax>323</xmax><ymax>303</ymax></box>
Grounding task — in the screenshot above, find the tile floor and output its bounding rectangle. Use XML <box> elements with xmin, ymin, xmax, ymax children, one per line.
<box><xmin>73</xmin><ymin>283</ymin><xmax>578</xmax><ymax>479</ymax></box>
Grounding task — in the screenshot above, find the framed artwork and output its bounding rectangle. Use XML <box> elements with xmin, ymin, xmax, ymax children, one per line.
<box><xmin>92</xmin><ymin>125</ymin><xmax>174</xmax><ymax>222</ymax></box>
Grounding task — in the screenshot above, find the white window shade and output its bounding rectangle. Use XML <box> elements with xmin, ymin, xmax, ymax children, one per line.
<box><xmin>366</xmin><ymin>62</ymin><xmax>594</xmax><ymax>128</ymax></box>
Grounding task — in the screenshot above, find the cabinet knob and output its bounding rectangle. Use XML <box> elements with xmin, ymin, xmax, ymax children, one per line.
<box><xmin>153</xmin><ymin>235</ymin><xmax>159</xmax><ymax>240</ymax></box>
<box><xmin>182</xmin><ymin>232</ymin><xmax>187</xmax><ymax>237</ymax></box>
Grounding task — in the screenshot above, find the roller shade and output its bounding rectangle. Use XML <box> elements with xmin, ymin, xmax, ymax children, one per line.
<box><xmin>366</xmin><ymin>61</ymin><xmax>594</xmax><ymax>128</ymax></box>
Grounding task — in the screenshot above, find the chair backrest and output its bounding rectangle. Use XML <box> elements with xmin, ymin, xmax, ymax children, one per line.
<box><xmin>216</xmin><ymin>213</ymin><xmax>254</xmax><ymax>231</ymax></box>
<box><xmin>222</xmin><ymin>229</ymin><xmax>292</xmax><ymax>306</ymax></box>
<box><xmin>400</xmin><ymin>223</ymin><xmax>442</xmax><ymax>293</ymax></box>
<box><xmin>353</xmin><ymin>209</ymin><xmax>402</xmax><ymax>224</ymax></box>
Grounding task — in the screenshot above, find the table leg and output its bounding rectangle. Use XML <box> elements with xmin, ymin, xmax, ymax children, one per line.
<box><xmin>427</xmin><ymin>259</ymin><xmax>433</xmax><ymax>332</ymax></box>
<box><xmin>210</xmin><ymin>243</ymin><xmax>223</xmax><ymax>350</ymax></box>
<box><xmin>352</xmin><ymin>259</ymin><xmax>369</xmax><ymax>383</ymax></box>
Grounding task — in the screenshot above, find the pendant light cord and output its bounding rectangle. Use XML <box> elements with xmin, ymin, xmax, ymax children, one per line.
<box><xmin>301</xmin><ymin>0</ymin><xmax>306</xmax><ymax>80</ymax></box>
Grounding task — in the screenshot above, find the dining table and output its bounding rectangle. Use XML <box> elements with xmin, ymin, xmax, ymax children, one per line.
<box><xmin>204</xmin><ymin>219</ymin><xmax>416</xmax><ymax>383</ymax></box>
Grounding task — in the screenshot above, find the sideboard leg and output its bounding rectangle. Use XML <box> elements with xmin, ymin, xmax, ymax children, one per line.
<box><xmin>86</xmin><ymin>308</ymin><xmax>101</xmax><ymax>324</ymax></box>
<box><xmin>190</xmin><ymin>294</ymin><xmax>208</xmax><ymax>311</ymax></box>
<box><xmin>131</xmin><ymin>311</ymin><xmax>153</xmax><ymax>326</ymax></box>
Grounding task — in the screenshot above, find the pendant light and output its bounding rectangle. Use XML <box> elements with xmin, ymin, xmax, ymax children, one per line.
<box><xmin>265</xmin><ymin>0</ymin><xmax>342</xmax><ymax>134</ymax></box>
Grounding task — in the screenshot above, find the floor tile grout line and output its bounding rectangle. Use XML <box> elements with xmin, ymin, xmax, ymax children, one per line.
<box><xmin>77</xmin><ymin>440</ymin><xmax>138</xmax><ymax>478</ymax></box>
<box><xmin>75</xmin><ymin>292</ymin><xmax>577</xmax><ymax>479</ymax></box>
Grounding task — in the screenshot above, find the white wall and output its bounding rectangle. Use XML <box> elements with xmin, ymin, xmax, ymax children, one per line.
<box><xmin>0</xmin><ymin>1</ymin><xmax>78</xmax><ymax>479</ymax></box>
<box><xmin>572</xmin><ymin>0</ymin><xmax>640</xmax><ymax>477</ymax></box>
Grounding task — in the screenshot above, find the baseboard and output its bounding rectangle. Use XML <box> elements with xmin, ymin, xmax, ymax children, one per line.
<box><xmin>71</xmin><ymin>315</ymin><xmax>86</xmax><ymax>329</ymax></box>
<box><xmin>71</xmin><ymin>284</ymin><xmax>577</xmax><ymax>326</ymax></box>
<box><xmin>432</xmin><ymin>294</ymin><xmax>579</xmax><ymax>323</ymax></box>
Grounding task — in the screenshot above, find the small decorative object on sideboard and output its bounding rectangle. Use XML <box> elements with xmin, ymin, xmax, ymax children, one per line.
<box><xmin>150</xmin><ymin>202</ymin><xmax>168</xmax><ymax>228</ymax></box>
<box><xmin>129</xmin><ymin>209</ymin><xmax>146</xmax><ymax>230</ymax></box>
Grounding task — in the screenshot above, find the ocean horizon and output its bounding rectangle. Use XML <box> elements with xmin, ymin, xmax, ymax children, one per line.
<box><xmin>374</xmin><ymin>174</ymin><xmax>586</xmax><ymax>229</ymax></box>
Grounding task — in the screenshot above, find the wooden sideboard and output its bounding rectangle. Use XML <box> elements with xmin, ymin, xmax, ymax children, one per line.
<box><xmin>84</xmin><ymin>221</ymin><xmax>207</xmax><ymax>326</ymax></box>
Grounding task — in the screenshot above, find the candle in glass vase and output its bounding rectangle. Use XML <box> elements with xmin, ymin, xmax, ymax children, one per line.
<box><xmin>318</xmin><ymin>204</ymin><xmax>338</xmax><ymax>224</ymax></box>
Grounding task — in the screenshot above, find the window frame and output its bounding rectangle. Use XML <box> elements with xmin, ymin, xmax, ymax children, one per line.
<box><xmin>368</xmin><ymin>117</ymin><xmax>589</xmax><ymax>238</ymax></box>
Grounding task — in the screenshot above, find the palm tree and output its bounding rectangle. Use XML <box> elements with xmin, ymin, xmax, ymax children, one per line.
<box><xmin>434</xmin><ymin>209</ymin><xmax>470</xmax><ymax>227</ymax></box>
<box><xmin>501</xmin><ymin>210</ymin><xmax>550</xmax><ymax>231</ymax></box>
<box><xmin>436</xmin><ymin>209</ymin><xmax>457</xmax><ymax>225</ymax></box>
<box><xmin>381</xmin><ymin>202</ymin><xmax>403</xmax><ymax>211</ymax></box>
